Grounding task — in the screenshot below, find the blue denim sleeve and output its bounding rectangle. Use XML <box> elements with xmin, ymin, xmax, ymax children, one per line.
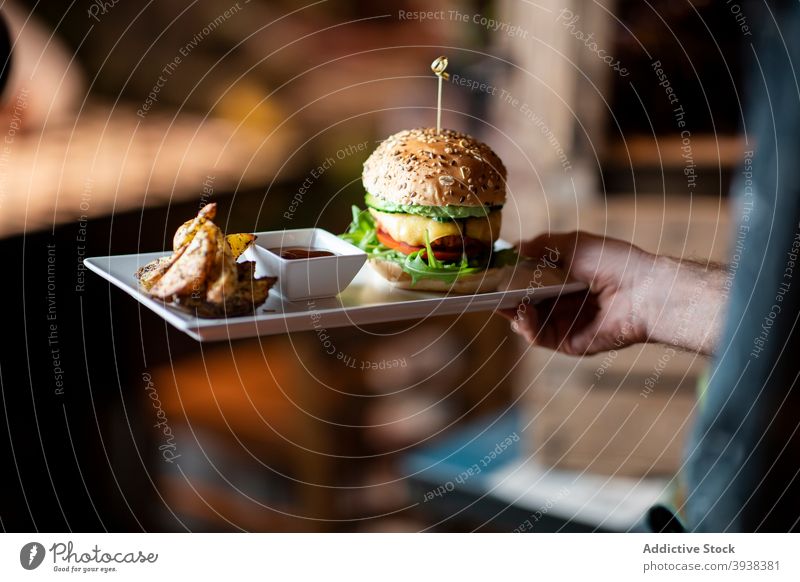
<box><xmin>684</xmin><ymin>0</ymin><xmax>800</xmax><ymax>532</ymax></box>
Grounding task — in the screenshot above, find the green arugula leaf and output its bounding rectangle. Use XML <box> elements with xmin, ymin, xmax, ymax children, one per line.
<box><xmin>340</xmin><ymin>206</ymin><xmax>400</xmax><ymax>259</ymax></box>
<box><xmin>402</xmin><ymin>250</ymin><xmax>483</xmax><ymax>285</ymax></box>
<box><xmin>422</xmin><ymin>230</ymin><xmax>442</xmax><ymax>269</ymax></box>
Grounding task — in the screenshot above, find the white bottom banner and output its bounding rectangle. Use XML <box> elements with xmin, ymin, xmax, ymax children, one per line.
<box><xmin>1</xmin><ymin>533</ymin><xmax>797</xmax><ymax>581</ymax></box>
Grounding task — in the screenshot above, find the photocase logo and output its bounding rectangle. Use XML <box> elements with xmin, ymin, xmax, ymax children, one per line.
<box><xmin>20</xmin><ymin>542</ymin><xmax>46</xmax><ymax>570</ymax></box>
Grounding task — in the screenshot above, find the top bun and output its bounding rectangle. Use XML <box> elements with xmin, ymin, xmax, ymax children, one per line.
<box><xmin>362</xmin><ymin>128</ymin><xmax>506</xmax><ymax>208</ymax></box>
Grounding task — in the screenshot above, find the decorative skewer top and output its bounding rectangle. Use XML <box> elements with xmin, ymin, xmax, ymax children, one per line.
<box><xmin>431</xmin><ymin>56</ymin><xmax>450</xmax><ymax>80</ymax></box>
<box><xmin>431</xmin><ymin>56</ymin><xmax>449</xmax><ymax>133</ymax></box>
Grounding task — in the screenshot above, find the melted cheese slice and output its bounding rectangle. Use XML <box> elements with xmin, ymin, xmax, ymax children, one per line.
<box><xmin>369</xmin><ymin>209</ymin><xmax>501</xmax><ymax>246</ymax></box>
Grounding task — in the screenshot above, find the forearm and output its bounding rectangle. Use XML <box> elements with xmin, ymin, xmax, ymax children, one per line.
<box><xmin>643</xmin><ymin>256</ymin><xmax>728</xmax><ymax>356</ymax></box>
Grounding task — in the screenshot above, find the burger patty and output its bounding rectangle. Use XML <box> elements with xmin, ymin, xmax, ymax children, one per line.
<box><xmin>376</xmin><ymin>229</ymin><xmax>488</xmax><ymax>260</ymax></box>
<box><xmin>368</xmin><ymin>208</ymin><xmax>501</xmax><ymax>247</ymax></box>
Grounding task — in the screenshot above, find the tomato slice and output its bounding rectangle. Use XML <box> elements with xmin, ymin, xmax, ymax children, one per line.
<box><xmin>376</xmin><ymin>229</ymin><xmax>479</xmax><ymax>262</ymax></box>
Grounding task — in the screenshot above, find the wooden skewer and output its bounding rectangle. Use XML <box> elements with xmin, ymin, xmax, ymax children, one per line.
<box><xmin>431</xmin><ymin>56</ymin><xmax>449</xmax><ymax>133</ymax></box>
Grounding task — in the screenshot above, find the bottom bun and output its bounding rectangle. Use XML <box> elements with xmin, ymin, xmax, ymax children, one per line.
<box><xmin>369</xmin><ymin>258</ymin><xmax>505</xmax><ymax>293</ymax></box>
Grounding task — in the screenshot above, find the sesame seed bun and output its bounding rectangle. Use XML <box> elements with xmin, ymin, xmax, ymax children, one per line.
<box><xmin>369</xmin><ymin>258</ymin><xmax>505</xmax><ymax>293</ymax></box>
<box><xmin>362</xmin><ymin>128</ymin><xmax>506</xmax><ymax>208</ymax></box>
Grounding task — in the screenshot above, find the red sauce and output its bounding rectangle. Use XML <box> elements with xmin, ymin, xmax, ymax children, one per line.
<box><xmin>269</xmin><ymin>247</ymin><xmax>335</xmax><ymax>260</ymax></box>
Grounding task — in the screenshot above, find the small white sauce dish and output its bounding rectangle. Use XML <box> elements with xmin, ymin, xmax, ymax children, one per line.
<box><xmin>244</xmin><ymin>228</ymin><xmax>367</xmax><ymax>301</ymax></box>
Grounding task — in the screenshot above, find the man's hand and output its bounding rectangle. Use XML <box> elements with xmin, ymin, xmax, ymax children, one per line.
<box><xmin>500</xmin><ymin>231</ymin><xmax>726</xmax><ymax>356</ymax></box>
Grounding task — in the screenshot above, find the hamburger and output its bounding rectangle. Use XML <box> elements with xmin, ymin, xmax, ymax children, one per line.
<box><xmin>343</xmin><ymin>127</ymin><xmax>515</xmax><ymax>293</ymax></box>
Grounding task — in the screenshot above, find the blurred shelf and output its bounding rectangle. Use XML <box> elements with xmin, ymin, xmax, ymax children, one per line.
<box><xmin>605</xmin><ymin>134</ymin><xmax>746</xmax><ymax>167</ymax></box>
<box><xmin>0</xmin><ymin>102</ymin><xmax>298</xmax><ymax>238</ymax></box>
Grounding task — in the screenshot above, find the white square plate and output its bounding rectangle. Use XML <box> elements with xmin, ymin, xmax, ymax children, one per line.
<box><xmin>84</xmin><ymin>234</ymin><xmax>586</xmax><ymax>342</ymax></box>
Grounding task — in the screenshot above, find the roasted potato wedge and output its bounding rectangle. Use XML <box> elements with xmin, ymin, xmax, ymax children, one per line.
<box><xmin>225</xmin><ymin>233</ymin><xmax>256</xmax><ymax>260</ymax></box>
<box><xmin>205</xmin><ymin>224</ymin><xmax>238</xmax><ymax>304</ymax></box>
<box><xmin>135</xmin><ymin>253</ymin><xmax>182</xmax><ymax>291</ymax></box>
<box><xmin>150</xmin><ymin>223</ymin><xmax>216</xmax><ymax>299</ymax></box>
<box><xmin>173</xmin><ymin>202</ymin><xmax>217</xmax><ymax>252</ymax></box>
<box><xmin>137</xmin><ymin>204</ymin><xmax>274</xmax><ymax>318</ymax></box>
<box><xmin>175</xmin><ymin>262</ymin><xmax>276</xmax><ymax>317</ymax></box>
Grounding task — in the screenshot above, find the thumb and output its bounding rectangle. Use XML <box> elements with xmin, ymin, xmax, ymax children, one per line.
<box><xmin>517</xmin><ymin>231</ymin><xmax>578</xmax><ymax>267</ymax></box>
<box><xmin>517</xmin><ymin>233</ymin><xmax>552</xmax><ymax>261</ymax></box>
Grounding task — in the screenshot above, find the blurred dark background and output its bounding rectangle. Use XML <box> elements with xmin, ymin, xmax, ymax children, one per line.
<box><xmin>1</xmin><ymin>0</ymin><xmax>746</xmax><ymax>532</ymax></box>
